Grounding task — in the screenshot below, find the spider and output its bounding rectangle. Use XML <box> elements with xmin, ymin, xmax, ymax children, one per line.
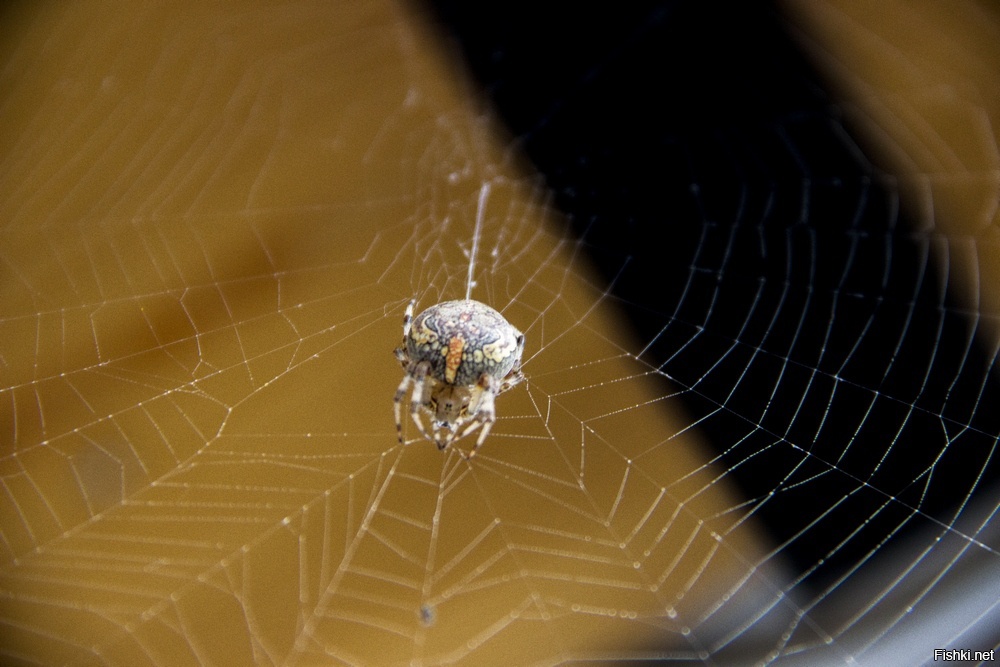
<box><xmin>394</xmin><ymin>299</ymin><xmax>525</xmax><ymax>458</ymax></box>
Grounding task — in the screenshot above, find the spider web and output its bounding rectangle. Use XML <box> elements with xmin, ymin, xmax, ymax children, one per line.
<box><xmin>1</xmin><ymin>1</ymin><xmax>999</xmax><ymax>666</ymax></box>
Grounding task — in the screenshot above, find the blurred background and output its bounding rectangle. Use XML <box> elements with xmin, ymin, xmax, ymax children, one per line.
<box><xmin>1</xmin><ymin>1</ymin><xmax>998</xmax><ymax>665</ymax></box>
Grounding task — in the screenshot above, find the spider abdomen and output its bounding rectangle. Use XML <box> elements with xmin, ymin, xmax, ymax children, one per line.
<box><xmin>394</xmin><ymin>298</ymin><xmax>525</xmax><ymax>457</ymax></box>
<box><xmin>407</xmin><ymin>300</ymin><xmax>523</xmax><ymax>386</ymax></box>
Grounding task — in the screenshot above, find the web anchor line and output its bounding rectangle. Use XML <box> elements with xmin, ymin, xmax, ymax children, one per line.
<box><xmin>466</xmin><ymin>181</ymin><xmax>490</xmax><ymax>301</ymax></box>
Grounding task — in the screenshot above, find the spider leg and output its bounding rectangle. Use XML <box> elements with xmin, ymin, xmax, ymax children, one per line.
<box><xmin>394</xmin><ymin>300</ymin><xmax>420</xmax><ymax>444</ymax></box>
<box><xmin>496</xmin><ymin>334</ymin><xmax>525</xmax><ymax>395</ymax></box>
<box><xmin>394</xmin><ymin>300</ymin><xmax>416</xmax><ymax>369</ymax></box>
<box><xmin>436</xmin><ymin>416</ymin><xmax>463</xmax><ymax>451</ymax></box>
<box><xmin>463</xmin><ymin>374</ymin><xmax>498</xmax><ymax>459</ymax></box>
<box><xmin>409</xmin><ymin>361</ymin><xmax>433</xmax><ymax>442</ymax></box>
<box><xmin>444</xmin><ymin>419</ymin><xmax>483</xmax><ymax>454</ymax></box>
<box><xmin>457</xmin><ymin>421</ymin><xmax>491</xmax><ymax>460</ymax></box>
<box><xmin>496</xmin><ymin>369</ymin><xmax>524</xmax><ymax>394</ymax></box>
<box><xmin>401</xmin><ymin>299</ymin><xmax>415</xmax><ymax>338</ymax></box>
<box><xmin>394</xmin><ymin>371</ymin><xmax>412</xmax><ymax>444</ymax></box>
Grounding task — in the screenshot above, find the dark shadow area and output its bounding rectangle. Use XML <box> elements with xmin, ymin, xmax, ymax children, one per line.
<box><xmin>422</xmin><ymin>0</ymin><xmax>1000</xmax><ymax>594</ymax></box>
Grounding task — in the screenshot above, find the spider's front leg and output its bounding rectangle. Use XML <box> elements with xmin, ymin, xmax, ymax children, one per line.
<box><xmin>394</xmin><ymin>370</ymin><xmax>411</xmax><ymax>444</ymax></box>
<box><xmin>394</xmin><ymin>300</ymin><xmax>415</xmax><ymax>370</ymax></box>
<box><xmin>401</xmin><ymin>299</ymin><xmax>415</xmax><ymax>339</ymax></box>
<box><xmin>463</xmin><ymin>374</ymin><xmax>499</xmax><ymax>459</ymax></box>
<box><xmin>395</xmin><ymin>360</ymin><xmax>432</xmax><ymax>445</ymax></box>
<box><xmin>393</xmin><ymin>301</ymin><xmax>418</xmax><ymax>443</ymax></box>
<box><xmin>408</xmin><ymin>361</ymin><xmax>433</xmax><ymax>442</ymax></box>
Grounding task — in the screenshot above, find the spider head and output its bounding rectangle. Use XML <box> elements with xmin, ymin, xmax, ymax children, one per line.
<box><xmin>430</xmin><ymin>384</ymin><xmax>471</xmax><ymax>431</ymax></box>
